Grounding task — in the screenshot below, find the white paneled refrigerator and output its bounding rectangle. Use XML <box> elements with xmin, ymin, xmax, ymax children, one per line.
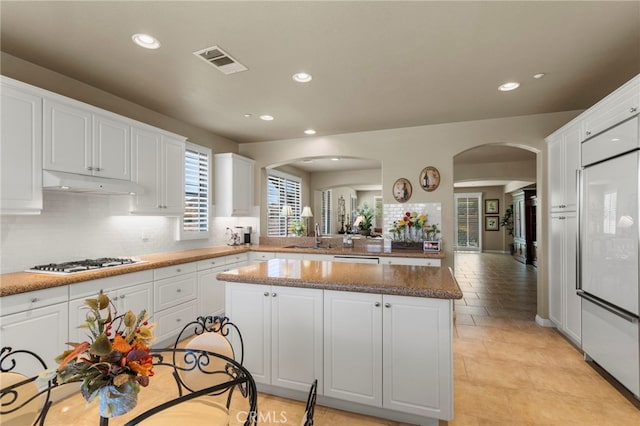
<box><xmin>578</xmin><ymin>116</ymin><xmax>640</xmax><ymax>399</ymax></box>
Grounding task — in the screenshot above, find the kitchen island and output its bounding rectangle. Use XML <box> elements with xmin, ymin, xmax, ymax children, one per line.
<box><xmin>218</xmin><ymin>259</ymin><xmax>461</xmax><ymax>425</ymax></box>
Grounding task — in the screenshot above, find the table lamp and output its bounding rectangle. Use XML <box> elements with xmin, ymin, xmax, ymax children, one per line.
<box><xmin>281</xmin><ymin>204</ymin><xmax>293</xmax><ymax>236</ymax></box>
<box><xmin>301</xmin><ymin>206</ymin><xmax>314</xmax><ymax>236</ymax></box>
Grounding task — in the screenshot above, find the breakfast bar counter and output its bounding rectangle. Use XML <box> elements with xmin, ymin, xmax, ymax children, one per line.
<box><xmin>217</xmin><ymin>258</ymin><xmax>462</xmax><ymax>299</ymax></box>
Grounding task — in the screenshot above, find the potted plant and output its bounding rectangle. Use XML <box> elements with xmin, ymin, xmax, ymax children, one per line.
<box><xmin>500</xmin><ymin>205</ymin><xmax>515</xmax><ymax>254</ymax></box>
<box><xmin>355</xmin><ymin>203</ymin><xmax>374</xmax><ymax>236</ymax></box>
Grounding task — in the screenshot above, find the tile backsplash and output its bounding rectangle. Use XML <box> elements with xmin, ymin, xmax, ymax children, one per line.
<box><xmin>0</xmin><ymin>192</ymin><xmax>259</xmax><ymax>273</ymax></box>
<box><xmin>382</xmin><ymin>202</ymin><xmax>442</xmax><ymax>236</ymax></box>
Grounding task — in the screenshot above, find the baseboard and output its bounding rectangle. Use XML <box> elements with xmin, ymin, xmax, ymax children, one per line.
<box><xmin>535</xmin><ymin>314</ymin><xmax>556</xmax><ymax>327</ymax></box>
<box><xmin>482</xmin><ymin>250</ymin><xmax>510</xmax><ymax>254</ymax></box>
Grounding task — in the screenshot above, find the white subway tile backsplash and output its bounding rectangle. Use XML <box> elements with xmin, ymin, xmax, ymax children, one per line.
<box><xmin>382</xmin><ymin>202</ymin><xmax>442</xmax><ymax>236</ymax></box>
<box><xmin>0</xmin><ymin>192</ymin><xmax>259</xmax><ymax>273</ymax></box>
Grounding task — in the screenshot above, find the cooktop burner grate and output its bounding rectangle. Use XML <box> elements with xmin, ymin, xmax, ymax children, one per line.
<box><xmin>29</xmin><ymin>257</ymin><xmax>143</xmax><ymax>274</ymax></box>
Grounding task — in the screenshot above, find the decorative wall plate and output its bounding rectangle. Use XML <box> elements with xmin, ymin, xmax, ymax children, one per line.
<box><xmin>392</xmin><ymin>178</ymin><xmax>412</xmax><ymax>203</ymax></box>
<box><xmin>419</xmin><ymin>166</ymin><xmax>440</xmax><ymax>192</ymax></box>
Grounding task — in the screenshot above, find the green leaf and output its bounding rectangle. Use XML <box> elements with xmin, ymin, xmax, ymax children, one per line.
<box><xmin>90</xmin><ymin>334</ymin><xmax>113</xmax><ymax>356</ymax></box>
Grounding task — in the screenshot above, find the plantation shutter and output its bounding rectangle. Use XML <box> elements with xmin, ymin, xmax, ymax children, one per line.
<box><xmin>455</xmin><ymin>193</ymin><xmax>481</xmax><ymax>251</ymax></box>
<box><xmin>321</xmin><ymin>190</ymin><xmax>332</xmax><ymax>234</ymax></box>
<box><xmin>267</xmin><ymin>171</ymin><xmax>301</xmax><ymax>236</ymax></box>
<box><xmin>183</xmin><ymin>144</ymin><xmax>210</xmax><ymax>236</ymax></box>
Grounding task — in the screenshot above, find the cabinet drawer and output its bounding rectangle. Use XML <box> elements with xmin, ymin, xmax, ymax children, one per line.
<box><xmin>250</xmin><ymin>252</ymin><xmax>276</xmax><ymax>262</ymax></box>
<box><xmin>197</xmin><ymin>257</ymin><xmax>232</xmax><ymax>270</ymax></box>
<box><xmin>153</xmin><ymin>262</ymin><xmax>197</xmax><ymax>281</ymax></box>
<box><xmin>155</xmin><ymin>272</ymin><xmax>197</xmax><ymax>311</ymax></box>
<box><xmin>0</xmin><ymin>285</ymin><xmax>68</xmax><ymax>316</ymax></box>
<box><xmin>381</xmin><ymin>257</ymin><xmax>440</xmax><ymax>267</ymax></box>
<box><xmin>227</xmin><ymin>253</ymin><xmax>249</xmax><ymax>264</ymax></box>
<box><xmin>69</xmin><ymin>270</ymin><xmax>153</xmax><ymax>299</ymax></box>
<box><xmin>154</xmin><ymin>300</ymin><xmax>198</xmax><ymax>344</ymax></box>
<box><xmin>582</xmin><ymin>76</ymin><xmax>640</xmax><ymax>141</ymax></box>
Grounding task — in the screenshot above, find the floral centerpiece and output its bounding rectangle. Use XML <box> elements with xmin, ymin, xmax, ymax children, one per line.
<box><xmin>47</xmin><ymin>292</ymin><xmax>155</xmax><ymax>418</ymax></box>
<box><xmin>355</xmin><ymin>203</ymin><xmax>375</xmax><ymax>235</ymax></box>
<box><xmin>289</xmin><ymin>219</ymin><xmax>305</xmax><ymax>236</ymax></box>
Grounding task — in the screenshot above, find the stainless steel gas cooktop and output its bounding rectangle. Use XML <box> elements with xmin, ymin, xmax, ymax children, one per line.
<box><xmin>28</xmin><ymin>258</ymin><xmax>144</xmax><ymax>275</ymax></box>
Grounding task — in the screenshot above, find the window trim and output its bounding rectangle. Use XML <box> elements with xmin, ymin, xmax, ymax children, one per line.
<box><xmin>454</xmin><ymin>192</ymin><xmax>483</xmax><ymax>251</ymax></box>
<box><xmin>266</xmin><ymin>169</ymin><xmax>302</xmax><ymax>236</ymax></box>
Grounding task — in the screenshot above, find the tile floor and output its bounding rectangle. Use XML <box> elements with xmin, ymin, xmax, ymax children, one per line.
<box><xmin>45</xmin><ymin>252</ymin><xmax>640</xmax><ymax>425</ymax></box>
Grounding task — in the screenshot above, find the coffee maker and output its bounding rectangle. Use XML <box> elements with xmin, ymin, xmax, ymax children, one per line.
<box><xmin>243</xmin><ymin>226</ymin><xmax>252</xmax><ymax>245</ymax></box>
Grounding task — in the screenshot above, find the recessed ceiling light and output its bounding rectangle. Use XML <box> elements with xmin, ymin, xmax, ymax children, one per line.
<box><xmin>498</xmin><ymin>81</ymin><xmax>520</xmax><ymax>91</ymax></box>
<box><xmin>331</xmin><ymin>157</ymin><xmax>340</xmax><ymax>161</ymax></box>
<box><xmin>131</xmin><ymin>33</ymin><xmax>161</xmax><ymax>49</ymax></box>
<box><xmin>304</xmin><ymin>129</ymin><xmax>316</xmax><ymax>135</ymax></box>
<box><xmin>259</xmin><ymin>115</ymin><xmax>274</xmax><ymax>121</ymax></box>
<box><xmin>533</xmin><ymin>73</ymin><xmax>546</xmax><ymax>79</ymax></box>
<box><xmin>292</xmin><ymin>72</ymin><xmax>313</xmax><ymax>83</ymax></box>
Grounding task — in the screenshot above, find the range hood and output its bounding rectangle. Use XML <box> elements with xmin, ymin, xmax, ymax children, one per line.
<box><xmin>43</xmin><ymin>170</ymin><xmax>144</xmax><ymax>195</ymax></box>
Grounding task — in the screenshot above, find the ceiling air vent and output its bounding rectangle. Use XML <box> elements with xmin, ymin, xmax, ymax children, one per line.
<box><xmin>193</xmin><ymin>45</ymin><xmax>248</xmax><ymax>75</ymax></box>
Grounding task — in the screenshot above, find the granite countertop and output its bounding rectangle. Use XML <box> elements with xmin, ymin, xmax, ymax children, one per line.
<box><xmin>0</xmin><ymin>244</ymin><xmax>444</xmax><ymax>297</ymax></box>
<box><xmin>252</xmin><ymin>244</ymin><xmax>445</xmax><ymax>259</ymax></box>
<box><xmin>218</xmin><ymin>258</ymin><xmax>462</xmax><ymax>300</ymax></box>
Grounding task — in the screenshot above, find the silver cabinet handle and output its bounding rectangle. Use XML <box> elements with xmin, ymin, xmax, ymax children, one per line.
<box><xmin>586</xmin><ymin>130</ymin><xmax>591</xmax><ymax>136</ymax></box>
<box><xmin>119</xmin><ymin>294</ymin><xmax>125</xmax><ymax>299</ymax></box>
<box><xmin>86</xmin><ymin>166</ymin><xmax>94</xmax><ymax>171</ymax></box>
<box><xmin>176</xmin><ymin>288</ymin><xmax>182</xmax><ymax>293</ymax></box>
<box><xmin>94</xmin><ymin>167</ymin><xmax>102</xmax><ymax>172</ymax></box>
<box><xmin>264</xmin><ymin>292</ymin><xmax>269</xmax><ymax>296</ymax></box>
<box><xmin>112</xmin><ymin>295</ymin><xmax>119</xmax><ymax>301</ymax></box>
<box><xmin>384</xmin><ymin>303</ymin><xmax>391</xmax><ymax>308</ymax></box>
<box><xmin>374</xmin><ymin>302</ymin><xmax>381</xmax><ymax>307</ymax></box>
<box><xmin>631</xmin><ymin>107</ymin><xmax>638</xmax><ymax>113</ymax></box>
<box><xmin>176</xmin><ymin>268</ymin><xmax>182</xmax><ymax>272</ymax></box>
<box><xmin>176</xmin><ymin>318</ymin><xmax>181</xmax><ymax>322</ymax></box>
<box><xmin>272</xmin><ymin>293</ymin><xmax>277</xmax><ymax>297</ymax></box>
<box><xmin>30</xmin><ymin>298</ymin><xmax>38</xmax><ymax>303</ymax></box>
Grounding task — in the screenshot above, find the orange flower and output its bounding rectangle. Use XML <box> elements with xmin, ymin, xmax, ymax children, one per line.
<box><xmin>112</xmin><ymin>334</ymin><xmax>132</xmax><ymax>353</ymax></box>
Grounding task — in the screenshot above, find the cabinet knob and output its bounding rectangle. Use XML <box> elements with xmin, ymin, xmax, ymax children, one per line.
<box><xmin>176</xmin><ymin>289</ymin><xmax>182</xmax><ymax>293</ymax></box>
<box><xmin>631</xmin><ymin>107</ymin><xmax>638</xmax><ymax>113</ymax></box>
<box><xmin>384</xmin><ymin>303</ymin><xmax>391</xmax><ymax>308</ymax></box>
<box><xmin>86</xmin><ymin>166</ymin><xmax>94</xmax><ymax>171</ymax></box>
<box><xmin>94</xmin><ymin>167</ymin><xmax>102</xmax><ymax>172</ymax></box>
<box><xmin>30</xmin><ymin>298</ymin><xmax>38</xmax><ymax>303</ymax></box>
<box><xmin>374</xmin><ymin>302</ymin><xmax>381</xmax><ymax>307</ymax></box>
<box><xmin>272</xmin><ymin>293</ymin><xmax>277</xmax><ymax>297</ymax></box>
<box><xmin>119</xmin><ymin>294</ymin><xmax>125</xmax><ymax>299</ymax></box>
<box><xmin>586</xmin><ymin>130</ymin><xmax>591</xmax><ymax>136</ymax></box>
<box><xmin>176</xmin><ymin>268</ymin><xmax>182</xmax><ymax>272</ymax></box>
<box><xmin>112</xmin><ymin>295</ymin><xmax>119</xmax><ymax>300</ymax></box>
<box><xmin>264</xmin><ymin>292</ymin><xmax>269</xmax><ymax>297</ymax></box>
<box><xmin>176</xmin><ymin>318</ymin><xmax>181</xmax><ymax>322</ymax></box>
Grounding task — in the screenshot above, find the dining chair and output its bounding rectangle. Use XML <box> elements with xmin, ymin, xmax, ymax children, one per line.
<box><xmin>0</xmin><ymin>346</ymin><xmax>56</xmax><ymax>426</ymax></box>
<box><xmin>301</xmin><ymin>379</ymin><xmax>318</xmax><ymax>426</ymax></box>
<box><xmin>118</xmin><ymin>315</ymin><xmax>257</xmax><ymax>426</ymax></box>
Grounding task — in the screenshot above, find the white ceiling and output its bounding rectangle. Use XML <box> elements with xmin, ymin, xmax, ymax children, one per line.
<box><xmin>1</xmin><ymin>0</ymin><xmax>639</xmax><ymax>147</ymax></box>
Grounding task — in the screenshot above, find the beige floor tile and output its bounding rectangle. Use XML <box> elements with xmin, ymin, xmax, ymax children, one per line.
<box><xmin>463</xmin><ymin>357</ymin><xmax>533</xmax><ymax>390</ymax></box>
<box><xmin>454</xmin><ymin>313</ymin><xmax>476</xmax><ymax>326</ymax></box>
<box><xmin>438</xmin><ymin>412</ymin><xmax>480</xmax><ymax>426</ymax></box>
<box><xmin>453</xmin><ymin>379</ymin><xmax>515</xmax><ymax>422</ymax></box>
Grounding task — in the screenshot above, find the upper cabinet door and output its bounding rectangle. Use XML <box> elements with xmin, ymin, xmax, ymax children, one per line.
<box><xmin>582</xmin><ymin>76</ymin><xmax>639</xmax><ymax>141</ymax></box>
<box><xmin>93</xmin><ymin>114</ymin><xmax>131</xmax><ymax>180</ymax></box>
<box><xmin>161</xmin><ymin>135</ymin><xmax>185</xmax><ymax>214</ymax></box>
<box><xmin>131</xmin><ymin>126</ymin><xmax>162</xmax><ymax>212</ymax></box>
<box><xmin>43</xmin><ymin>98</ymin><xmax>92</xmax><ymax>174</ymax></box>
<box><xmin>0</xmin><ymin>80</ymin><xmax>43</xmax><ymax>214</ymax></box>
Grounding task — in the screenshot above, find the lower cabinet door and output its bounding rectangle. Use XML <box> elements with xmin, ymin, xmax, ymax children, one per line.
<box><xmin>382</xmin><ymin>295</ymin><xmax>453</xmax><ymax>420</ymax></box>
<box><xmin>323</xmin><ymin>290</ymin><xmax>382</xmax><ymax>407</ymax></box>
<box><xmin>271</xmin><ymin>286</ymin><xmax>323</xmax><ymax>392</ymax></box>
<box><xmin>198</xmin><ymin>266</ymin><xmax>227</xmax><ymax>318</ymax></box>
<box><xmin>0</xmin><ymin>302</ymin><xmax>69</xmax><ymax>377</ymax></box>
<box><xmin>154</xmin><ymin>300</ymin><xmax>198</xmax><ymax>345</ymax></box>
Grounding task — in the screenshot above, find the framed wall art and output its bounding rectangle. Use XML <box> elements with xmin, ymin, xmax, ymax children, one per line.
<box><xmin>419</xmin><ymin>166</ymin><xmax>440</xmax><ymax>192</ymax></box>
<box><xmin>392</xmin><ymin>178</ymin><xmax>412</xmax><ymax>203</ymax></box>
<box><xmin>485</xmin><ymin>216</ymin><xmax>499</xmax><ymax>231</ymax></box>
<box><xmin>485</xmin><ymin>199</ymin><xmax>499</xmax><ymax>215</ymax></box>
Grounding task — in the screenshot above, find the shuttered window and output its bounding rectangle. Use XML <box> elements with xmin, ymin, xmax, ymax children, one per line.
<box><xmin>321</xmin><ymin>190</ymin><xmax>332</xmax><ymax>234</ymax></box>
<box><xmin>267</xmin><ymin>170</ymin><xmax>301</xmax><ymax>236</ymax></box>
<box><xmin>180</xmin><ymin>143</ymin><xmax>210</xmax><ymax>239</ymax></box>
<box><xmin>455</xmin><ymin>193</ymin><xmax>481</xmax><ymax>251</ymax></box>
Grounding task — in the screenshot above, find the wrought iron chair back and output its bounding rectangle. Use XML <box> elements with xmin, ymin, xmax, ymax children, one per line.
<box><xmin>302</xmin><ymin>379</ymin><xmax>318</xmax><ymax>426</ymax></box>
<box><xmin>0</xmin><ymin>347</ymin><xmax>56</xmax><ymax>426</ymax></box>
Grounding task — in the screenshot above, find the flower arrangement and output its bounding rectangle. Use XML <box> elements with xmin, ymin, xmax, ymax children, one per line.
<box><xmin>389</xmin><ymin>211</ymin><xmax>440</xmax><ymax>244</ymax></box>
<box><xmin>289</xmin><ymin>219</ymin><xmax>305</xmax><ymax>236</ymax></box>
<box><xmin>52</xmin><ymin>292</ymin><xmax>155</xmax><ymax>418</ymax></box>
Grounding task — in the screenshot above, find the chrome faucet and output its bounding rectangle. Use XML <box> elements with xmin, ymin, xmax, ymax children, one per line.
<box><xmin>314</xmin><ymin>223</ymin><xmax>321</xmax><ymax>248</ymax></box>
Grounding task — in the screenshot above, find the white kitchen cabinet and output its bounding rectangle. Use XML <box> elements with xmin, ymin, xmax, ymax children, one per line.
<box><xmin>68</xmin><ymin>270</ymin><xmax>154</xmax><ymax>343</ymax></box>
<box><xmin>0</xmin><ymin>77</ymin><xmax>43</xmax><ymax>214</ymax></box>
<box><xmin>153</xmin><ymin>262</ymin><xmax>199</xmax><ymax>345</ymax></box>
<box><xmin>581</xmin><ymin>75</ymin><xmax>640</xmax><ymax>141</ymax></box>
<box><xmin>43</xmin><ymin>98</ymin><xmax>131</xmax><ymax>180</ymax></box>
<box><xmin>324</xmin><ymin>290</ymin><xmax>382</xmax><ymax>406</ymax></box>
<box><xmin>380</xmin><ymin>257</ymin><xmax>441</xmax><ymax>267</ymax></box>
<box><xmin>249</xmin><ymin>251</ymin><xmax>276</xmax><ymax>264</ymax></box>
<box><xmin>548</xmin><ymin>212</ymin><xmax>580</xmax><ymax>344</ymax></box>
<box><xmin>547</xmin><ymin>121</ymin><xmax>581</xmax><ymax>212</ymax></box>
<box><xmin>275</xmin><ymin>252</ymin><xmax>305</xmax><ymax>260</ymax></box>
<box><xmin>130</xmin><ymin>127</ymin><xmax>185</xmax><ymax>215</ymax></box>
<box><xmin>324</xmin><ymin>290</ymin><xmax>453</xmax><ymax>419</ymax></box>
<box><xmin>197</xmin><ymin>253</ymin><xmax>249</xmax><ymax>317</ymax></box>
<box><xmin>214</xmin><ymin>153</ymin><xmax>254</xmax><ymax>216</ymax></box>
<box><xmin>0</xmin><ymin>286</ymin><xmax>69</xmax><ymax>377</ymax></box>
<box><xmin>226</xmin><ymin>282</ymin><xmax>323</xmax><ymax>392</ymax></box>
